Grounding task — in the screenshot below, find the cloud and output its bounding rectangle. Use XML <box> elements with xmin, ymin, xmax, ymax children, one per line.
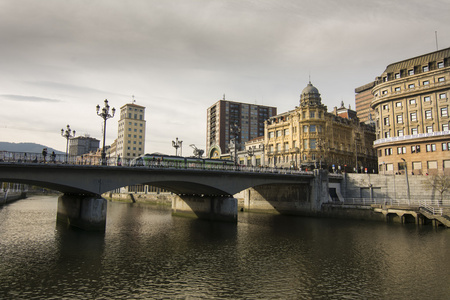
<box><xmin>0</xmin><ymin>94</ymin><xmax>62</xmax><ymax>103</ymax></box>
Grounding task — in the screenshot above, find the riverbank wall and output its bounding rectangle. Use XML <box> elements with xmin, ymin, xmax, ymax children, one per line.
<box><xmin>0</xmin><ymin>191</ymin><xmax>27</xmax><ymax>205</ymax></box>
<box><xmin>343</xmin><ymin>173</ymin><xmax>449</xmax><ymax>202</ymax></box>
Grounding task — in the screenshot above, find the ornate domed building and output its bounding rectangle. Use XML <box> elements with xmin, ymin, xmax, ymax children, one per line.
<box><xmin>264</xmin><ymin>82</ymin><xmax>377</xmax><ymax>172</ymax></box>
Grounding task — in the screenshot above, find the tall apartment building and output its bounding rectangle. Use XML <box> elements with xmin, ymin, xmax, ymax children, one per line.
<box><xmin>116</xmin><ymin>102</ymin><xmax>146</xmax><ymax>160</ymax></box>
<box><xmin>206</xmin><ymin>97</ymin><xmax>277</xmax><ymax>158</ymax></box>
<box><xmin>69</xmin><ymin>135</ymin><xmax>99</xmax><ymax>156</ymax></box>
<box><xmin>355</xmin><ymin>81</ymin><xmax>376</xmax><ymax>123</ymax></box>
<box><xmin>370</xmin><ymin>47</ymin><xmax>450</xmax><ymax>175</ymax></box>
<box><xmin>266</xmin><ymin>82</ymin><xmax>377</xmax><ymax>171</ymax></box>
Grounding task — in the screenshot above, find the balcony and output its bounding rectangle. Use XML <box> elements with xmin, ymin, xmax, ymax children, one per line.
<box><xmin>374</xmin><ymin>130</ymin><xmax>450</xmax><ymax>145</ymax></box>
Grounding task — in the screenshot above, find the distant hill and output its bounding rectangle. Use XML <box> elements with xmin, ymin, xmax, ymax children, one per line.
<box><xmin>0</xmin><ymin>142</ymin><xmax>64</xmax><ymax>154</ymax></box>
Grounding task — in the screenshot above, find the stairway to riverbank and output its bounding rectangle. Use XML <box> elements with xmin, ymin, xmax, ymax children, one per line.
<box><xmin>419</xmin><ymin>207</ymin><xmax>450</xmax><ymax>228</ymax></box>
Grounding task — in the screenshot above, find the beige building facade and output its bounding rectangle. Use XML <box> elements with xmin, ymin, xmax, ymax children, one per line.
<box><xmin>265</xmin><ymin>82</ymin><xmax>377</xmax><ymax>172</ymax></box>
<box><xmin>116</xmin><ymin>103</ymin><xmax>146</xmax><ymax>160</ymax></box>
<box><xmin>370</xmin><ymin>47</ymin><xmax>450</xmax><ymax>175</ymax></box>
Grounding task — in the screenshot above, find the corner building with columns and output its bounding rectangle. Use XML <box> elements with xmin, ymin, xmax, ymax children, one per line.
<box><xmin>370</xmin><ymin>47</ymin><xmax>450</xmax><ymax>175</ymax></box>
<box><xmin>265</xmin><ymin>82</ymin><xmax>377</xmax><ymax>172</ymax></box>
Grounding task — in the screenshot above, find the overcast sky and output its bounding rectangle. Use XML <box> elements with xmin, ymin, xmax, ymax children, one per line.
<box><xmin>1</xmin><ymin>0</ymin><xmax>449</xmax><ymax>155</ymax></box>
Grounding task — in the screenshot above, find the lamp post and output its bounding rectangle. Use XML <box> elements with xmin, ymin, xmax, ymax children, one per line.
<box><xmin>61</xmin><ymin>125</ymin><xmax>75</xmax><ymax>163</ymax></box>
<box><xmin>401</xmin><ymin>158</ymin><xmax>411</xmax><ymax>206</ymax></box>
<box><xmin>172</xmin><ymin>137</ymin><xmax>182</xmax><ymax>156</ymax></box>
<box><xmin>247</xmin><ymin>147</ymin><xmax>254</xmax><ymax>167</ymax></box>
<box><xmin>96</xmin><ymin>99</ymin><xmax>115</xmax><ymax>165</ymax></box>
<box><xmin>230</xmin><ymin>122</ymin><xmax>240</xmax><ymax>165</ymax></box>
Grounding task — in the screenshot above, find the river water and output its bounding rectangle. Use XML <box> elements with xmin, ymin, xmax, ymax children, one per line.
<box><xmin>0</xmin><ymin>195</ymin><xmax>449</xmax><ymax>299</ymax></box>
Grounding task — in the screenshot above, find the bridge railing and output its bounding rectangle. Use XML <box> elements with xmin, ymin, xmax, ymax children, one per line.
<box><xmin>0</xmin><ymin>151</ymin><xmax>315</xmax><ymax>176</ymax></box>
<box><xmin>340</xmin><ymin>198</ymin><xmax>450</xmax><ymax>207</ymax></box>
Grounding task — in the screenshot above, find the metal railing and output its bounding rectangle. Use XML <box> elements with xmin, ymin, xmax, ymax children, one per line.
<box><xmin>0</xmin><ymin>151</ymin><xmax>314</xmax><ymax>176</ymax></box>
<box><xmin>419</xmin><ymin>201</ymin><xmax>443</xmax><ymax>215</ymax></box>
<box><xmin>340</xmin><ymin>198</ymin><xmax>450</xmax><ymax>208</ymax></box>
<box><xmin>374</xmin><ymin>130</ymin><xmax>450</xmax><ymax>145</ymax></box>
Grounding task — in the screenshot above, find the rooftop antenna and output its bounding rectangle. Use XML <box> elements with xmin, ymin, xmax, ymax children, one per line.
<box><xmin>435</xmin><ymin>31</ymin><xmax>439</xmax><ymax>51</ymax></box>
<box><xmin>132</xmin><ymin>95</ymin><xmax>136</xmax><ymax>104</ymax></box>
<box><xmin>223</xmin><ymin>94</ymin><xmax>226</xmax><ymax>100</ymax></box>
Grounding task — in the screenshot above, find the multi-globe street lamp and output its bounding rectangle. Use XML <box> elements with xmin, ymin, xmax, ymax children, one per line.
<box><xmin>96</xmin><ymin>99</ymin><xmax>115</xmax><ymax>165</ymax></box>
<box><xmin>172</xmin><ymin>137</ymin><xmax>183</xmax><ymax>156</ymax></box>
<box><xmin>230</xmin><ymin>122</ymin><xmax>240</xmax><ymax>165</ymax></box>
<box><xmin>61</xmin><ymin>124</ymin><xmax>75</xmax><ymax>163</ymax></box>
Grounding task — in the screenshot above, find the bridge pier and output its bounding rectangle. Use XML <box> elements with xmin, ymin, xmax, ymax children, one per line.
<box><xmin>57</xmin><ymin>194</ymin><xmax>107</xmax><ymax>231</ymax></box>
<box><xmin>172</xmin><ymin>195</ymin><xmax>237</xmax><ymax>222</ymax></box>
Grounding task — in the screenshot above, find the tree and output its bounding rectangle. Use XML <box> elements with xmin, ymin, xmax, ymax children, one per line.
<box><xmin>428</xmin><ymin>175</ymin><xmax>450</xmax><ymax>206</ymax></box>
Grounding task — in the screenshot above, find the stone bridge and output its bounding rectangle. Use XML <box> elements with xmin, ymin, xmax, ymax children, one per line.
<box><xmin>1</xmin><ymin>163</ymin><xmax>330</xmax><ymax>231</ymax></box>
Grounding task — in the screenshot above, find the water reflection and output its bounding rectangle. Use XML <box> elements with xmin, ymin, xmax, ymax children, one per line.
<box><xmin>0</xmin><ymin>196</ymin><xmax>449</xmax><ymax>299</ymax></box>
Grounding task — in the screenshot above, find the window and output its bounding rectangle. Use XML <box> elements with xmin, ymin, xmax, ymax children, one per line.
<box><xmin>411</xmin><ymin>145</ymin><xmax>416</xmax><ymax>153</ymax></box>
<box><xmin>438</xmin><ymin>62</ymin><xmax>444</xmax><ymax>68</ymax></box>
<box><xmin>409</xmin><ymin>99</ymin><xmax>416</xmax><ymax>105</ymax></box>
<box><xmin>395</xmin><ymin>87</ymin><xmax>401</xmax><ymax>92</ymax></box>
<box><xmin>422</xmin><ymin>66</ymin><xmax>429</xmax><ymax>72</ymax></box>
<box><xmin>438</xmin><ymin>77</ymin><xmax>445</xmax><ymax>82</ymax></box>
<box><xmin>284</xmin><ymin>129</ymin><xmax>289</xmax><ymax>135</ymax></box>
<box><xmin>411</xmin><ymin>128</ymin><xmax>418</xmax><ymax>135</ymax></box>
<box><xmin>384</xmin><ymin>131</ymin><xmax>390</xmax><ymax>138</ymax></box>
<box><xmin>268</xmin><ymin>132</ymin><xmax>274</xmax><ymax>138</ymax></box>
<box><xmin>284</xmin><ymin>142</ymin><xmax>289</xmax><ymax>151</ymax></box>
<box><xmin>303</xmin><ymin>125</ymin><xmax>308</xmax><ymax>133</ymax></box>
<box><xmin>276</xmin><ymin>130</ymin><xmax>282</xmax><ymax>137</ymax></box>
<box><xmin>423</xmin><ymin>80</ymin><xmax>430</xmax><ymax>85</ymax></box>
<box><xmin>426</xmin><ymin>144</ymin><xmax>436</xmax><ymax>152</ymax></box>
<box><xmin>396</xmin><ymin>102</ymin><xmax>402</xmax><ymax>107</ymax></box>
<box><xmin>397</xmin><ymin>147</ymin><xmax>406</xmax><ymax>154</ymax></box>
<box><xmin>427</xmin><ymin>161</ymin><xmax>438</xmax><ymax>169</ymax></box>
<box><xmin>440</xmin><ymin>93</ymin><xmax>447</xmax><ymax>99</ymax></box>
<box><xmin>408</xmin><ymin>84</ymin><xmax>415</xmax><ymax>89</ymax></box>
<box><xmin>310</xmin><ymin>112</ymin><xmax>315</xmax><ymax>118</ymax></box>
<box><xmin>412</xmin><ymin>162</ymin><xmax>422</xmax><ymax>171</ymax></box>
<box><xmin>310</xmin><ymin>139</ymin><xmax>316</xmax><ymax>149</ymax></box>
<box><xmin>425</xmin><ymin>110</ymin><xmax>432</xmax><ymax>119</ymax></box>
<box><xmin>445</xmin><ymin>160</ymin><xmax>450</xmax><ymax>169</ymax></box>
<box><xmin>442</xmin><ymin>143</ymin><xmax>449</xmax><ymax>151</ymax></box>
<box><xmin>426</xmin><ymin>126</ymin><xmax>433</xmax><ymax>133</ymax></box>
<box><xmin>424</xmin><ymin>96</ymin><xmax>431</xmax><ymax>102</ymax></box>
<box><xmin>310</xmin><ymin>125</ymin><xmax>316</xmax><ymax>132</ymax></box>
<box><xmin>395</xmin><ymin>73</ymin><xmax>400</xmax><ymax>79</ymax></box>
<box><xmin>441</xmin><ymin>107</ymin><xmax>448</xmax><ymax>117</ymax></box>
<box><xmin>397</xmin><ymin>129</ymin><xmax>404</xmax><ymax>136</ymax></box>
<box><xmin>385</xmin><ymin>148</ymin><xmax>393</xmax><ymax>156</ymax></box>
<box><xmin>303</xmin><ymin>140</ymin><xmax>308</xmax><ymax>149</ymax></box>
<box><xmin>396</xmin><ymin>115</ymin><xmax>403</xmax><ymax>123</ymax></box>
<box><xmin>443</xmin><ymin>124</ymin><xmax>449</xmax><ymax>131</ymax></box>
<box><xmin>410</xmin><ymin>112</ymin><xmax>417</xmax><ymax>122</ymax></box>
<box><xmin>383</xmin><ymin>104</ymin><xmax>389</xmax><ymax>110</ymax></box>
<box><xmin>408</xmin><ymin>69</ymin><xmax>414</xmax><ymax>75</ymax></box>
<box><xmin>384</xmin><ymin>117</ymin><xmax>390</xmax><ymax>126</ymax></box>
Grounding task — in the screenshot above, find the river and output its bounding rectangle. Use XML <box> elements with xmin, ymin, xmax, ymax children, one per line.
<box><xmin>0</xmin><ymin>195</ymin><xmax>449</xmax><ymax>299</ymax></box>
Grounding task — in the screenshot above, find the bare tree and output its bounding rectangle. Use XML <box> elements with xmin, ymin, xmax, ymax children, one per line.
<box><xmin>428</xmin><ymin>175</ymin><xmax>450</xmax><ymax>205</ymax></box>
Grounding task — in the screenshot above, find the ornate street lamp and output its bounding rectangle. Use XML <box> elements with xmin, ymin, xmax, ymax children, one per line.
<box><xmin>247</xmin><ymin>147</ymin><xmax>254</xmax><ymax>167</ymax></box>
<box><xmin>230</xmin><ymin>122</ymin><xmax>240</xmax><ymax>165</ymax></box>
<box><xmin>172</xmin><ymin>137</ymin><xmax>183</xmax><ymax>156</ymax></box>
<box><xmin>61</xmin><ymin>124</ymin><xmax>75</xmax><ymax>163</ymax></box>
<box><xmin>96</xmin><ymin>99</ymin><xmax>115</xmax><ymax>165</ymax></box>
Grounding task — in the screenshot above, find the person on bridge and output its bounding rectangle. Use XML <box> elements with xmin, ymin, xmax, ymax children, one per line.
<box><xmin>42</xmin><ymin>148</ymin><xmax>47</xmax><ymax>163</ymax></box>
<box><xmin>51</xmin><ymin>151</ymin><xmax>56</xmax><ymax>163</ymax></box>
